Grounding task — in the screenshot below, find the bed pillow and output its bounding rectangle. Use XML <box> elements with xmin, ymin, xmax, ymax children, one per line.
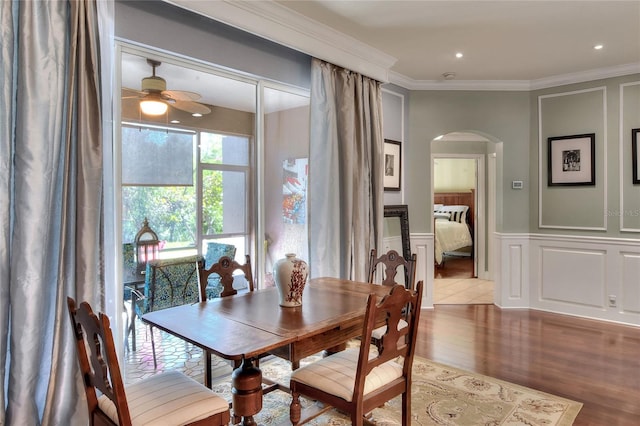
<box><xmin>441</xmin><ymin>205</ymin><xmax>468</xmax><ymax>223</ymax></box>
<box><xmin>434</xmin><ymin>212</ymin><xmax>451</xmax><ymax>221</ymax></box>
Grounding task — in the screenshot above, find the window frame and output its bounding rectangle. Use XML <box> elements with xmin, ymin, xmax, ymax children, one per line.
<box><xmin>196</xmin><ymin>130</ymin><xmax>254</xmax><ymax>258</ymax></box>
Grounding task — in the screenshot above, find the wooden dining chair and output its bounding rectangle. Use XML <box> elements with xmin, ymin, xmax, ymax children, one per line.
<box><xmin>203</xmin><ymin>242</ymin><xmax>237</xmax><ymax>299</ymax></box>
<box><xmin>67</xmin><ymin>297</ymin><xmax>230</xmax><ymax>426</ymax></box>
<box><xmin>198</xmin><ymin>254</ymin><xmax>255</xmax><ymax>387</ymax></box>
<box><xmin>198</xmin><ymin>254</ymin><xmax>254</xmax><ymax>299</ymax></box>
<box><xmin>288</xmin><ymin>281</ymin><xmax>424</xmax><ymax>426</ymax></box>
<box><xmin>367</xmin><ymin>249</ymin><xmax>417</xmax><ymax>349</ymax></box>
<box><xmin>368</xmin><ymin>248</ymin><xmax>417</xmax><ymax>290</ymax></box>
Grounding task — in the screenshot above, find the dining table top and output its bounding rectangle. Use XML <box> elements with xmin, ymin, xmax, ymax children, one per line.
<box><xmin>141</xmin><ymin>276</ymin><xmax>392</xmax><ymax>362</ymax></box>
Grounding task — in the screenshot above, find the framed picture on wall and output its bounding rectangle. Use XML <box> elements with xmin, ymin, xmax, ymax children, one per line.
<box><xmin>282</xmin><ymin>158</ymin><xmax>308</xmax><ymax>224</ymax></box>
<box><xmin>384</xmin><ymin>139</ymin><xmax>401</xmax><ymax>191</ymax></box>
<box><xmin>547</xmin><ymin>133</ymin><xmax>595</xmax><ymax>186</ymax></box>
<box><xmin>632</xmin><ymin>128</ymin><xmax>640</xmax><ymax>185</ymax></box>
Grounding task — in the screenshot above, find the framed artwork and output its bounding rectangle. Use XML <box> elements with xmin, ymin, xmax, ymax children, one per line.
<box><xmin>282</xmin><ymin>158</ymin><xmax>308</xmax><ymax>224</ymax></box>
<box><xmin>384</xmin><ymin>139</ymin><xmax>401</xmax><ymax>191</ymax></box>
<box><xmin>632</xmin><ymin>128</ymin><xmax>640</xmax><ymax>185</ymax></box>
<box><xmin>547</xmin><ymin>133</ymin><xmax>595</xmax><ymax>186</ymax></box>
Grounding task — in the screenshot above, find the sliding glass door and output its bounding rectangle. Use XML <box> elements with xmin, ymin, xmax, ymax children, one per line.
<box><xmin>114</xmin><ymin>43</ymin><xmax>310</xmax><ymax>360</ymax></box>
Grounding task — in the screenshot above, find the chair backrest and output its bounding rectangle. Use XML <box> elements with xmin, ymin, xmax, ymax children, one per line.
<box><xmin>353</xmin><ymin>281</ymin><xmax>424</xmax><ymax>402</ymax></box>
<box><xmin>368</xmin><ymin>248</ymin><xmax>417</xmax><ymax>290</ymax></box>
<box><xmin>122</xmin><ymin>242</ymin><xmax>137</xmax><ymax>282</ymax></box>
<box><xmin>142</xmin><ymin>255</ymin><xmax>204</xmax><ymax>313</ymax></box>
<box><xmin>205</xmin><ymin>242</ymin><xmax>237</xmax><ymax>268</ymax></box>
<box><xmin>198</xmin><ymin>254</ymin><xmax>254</xmax><ymax>299</ymax></box>
<box><xmin>67</xmin><ymin>297</ymin><xmax>131</xmax><ymax>425</ymax></box>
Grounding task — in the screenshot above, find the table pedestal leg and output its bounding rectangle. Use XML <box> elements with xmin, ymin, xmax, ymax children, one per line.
<box><xmin>231</xmin><ymin>357</ymin><xmax>262</xmax><ymax>426</ymax></box>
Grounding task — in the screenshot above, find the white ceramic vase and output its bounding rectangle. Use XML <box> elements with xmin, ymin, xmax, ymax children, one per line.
<box><xmin>273</xmin><ymin>253</ymin><xmax>308</xmax><ymax>307</ymax></box>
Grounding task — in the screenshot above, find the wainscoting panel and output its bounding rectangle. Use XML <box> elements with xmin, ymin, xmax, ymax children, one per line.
<box><xmin>495</xmin><ymin>234</ymin><xmax>530</xmax><ymax>308</ymax></box>
<box><xmin>508</xmin><ymin>245</ymin><xmax>523</xmax><ymax>299</ymax></box>
<box><xmin>540</xmin><ymin>247</ymin><xmax>606</xmax><ymax>307</ymax></box>
<box><xmin>621</xmin><ymin>252</ymin><xmax>640</xmax><ymax>314</ymax></box>
<box><xmin>430</xmin><ymin>232</ymin><xmax>638</xmax><ymax>325</ymax></box>
<box><xmin>411</xmin><ymin>233</ymin><xmax>433</xmax><ymax>309</ymax></box>
<box><xmin>530</xmin><ymin>234</ymin><xmax>640</xmax><ymax>325</ymax></box>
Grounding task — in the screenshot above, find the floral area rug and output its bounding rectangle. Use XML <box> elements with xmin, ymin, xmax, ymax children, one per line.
<box><xmin>210</xmin><ymin>354</ymin><xmax>582</xmax><ymax>426</ymax></box>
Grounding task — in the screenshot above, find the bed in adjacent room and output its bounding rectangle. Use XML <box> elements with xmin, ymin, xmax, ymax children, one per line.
<box><xmin>434</xmin><ymin>191</ymin><xmax>474</xmax><ymax>266</ymax></box>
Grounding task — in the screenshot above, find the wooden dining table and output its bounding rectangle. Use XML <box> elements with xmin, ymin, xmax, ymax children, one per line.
<box><xmin>141</xmin><ymin>276</ymin><xmax>392</xmax><ymax>425</ymax></box>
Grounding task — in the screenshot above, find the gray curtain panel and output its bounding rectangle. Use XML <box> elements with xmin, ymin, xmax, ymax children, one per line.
<box><xmin>0</xmin><ymin>1</ymin><xmax>105</xmax><ymax>425</ymax></box>
<box><xmin>308</xmin><ymin>58</ymin><xmax>384</xmax><ymax>281</ymax></box>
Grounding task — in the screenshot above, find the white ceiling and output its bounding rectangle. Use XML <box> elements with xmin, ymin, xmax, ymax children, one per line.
<box><xmin>273</xmin><ymin>0</ymin><xmax>640</xmax><ymax>86</ymax></box>
<box><xmin>167</xmin><ymin>0</ymin><xmax>640</xmax><ymax>89</ymax></box>
<box><xmin>124</xmin><ymin>1</ymin><xmax>640</xmax><ymax>113</ymax></box>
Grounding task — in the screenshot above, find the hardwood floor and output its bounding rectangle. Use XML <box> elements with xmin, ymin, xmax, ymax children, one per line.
<box><xmin>434</xmin><ymin>253</ymin><xmax>495</xmax><ymax>304</ymax></box>
<box><xmin>434</xmin><ymin>253</ymin><xmax>474</xmax><ymax>279</ymax></box>
<box><xmin>415</xmin><ymin>305</ymin><xmax>640</xmax><ymax>425</ymax></box>
<box><xmin>125</xmin><ymin>299</ymin><xmax>639</xmax><ymax>424</ymax></box>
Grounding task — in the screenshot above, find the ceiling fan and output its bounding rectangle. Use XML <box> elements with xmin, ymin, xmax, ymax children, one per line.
<box><xmin>122</xmin><ymin>59</ymin><xmax>211</xmax><ymax>116</ymax></box>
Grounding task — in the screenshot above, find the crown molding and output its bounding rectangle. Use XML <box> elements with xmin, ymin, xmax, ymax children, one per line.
<box><xmin>389</xmin><ymin>71</ymin><xmax>531</xmax><ymax>91</ymax></box>
<box><xmin>165</xmin><ymin>0</ymin><xmax>396</xmax><ymax>83</ymax></box>
<box><xmin>390</xmin><ymin>62</ymin><xmax>640</xmax><ymax>91</ymax></box>
<box><xmin>165</xmin><ymin>1</ymin><xmax>639</xmax><ymax>91</ymax></box>
<box><xmin>529</xmin><ymin>62</ymin><xmax>640</xmax><ymax>90</ymax></box>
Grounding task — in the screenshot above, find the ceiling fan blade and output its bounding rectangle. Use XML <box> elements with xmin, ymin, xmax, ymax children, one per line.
<box><xmin>163</xmin><ymin>89</ymin><xmax>201</xmax><ymax>101</ymax></box>
<box><xmin>122</xmin><ymin>87</ymin><xmax>145</xmax><ymax>98</ymax></box>
<box><xmin>172</xmin><ymin>100</ymin><xmax>211</xmax><ymax>115</ymax></box>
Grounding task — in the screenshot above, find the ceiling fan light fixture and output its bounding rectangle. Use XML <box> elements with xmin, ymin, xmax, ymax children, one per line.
<box><xmin>140</xmin><ymin>94</ymin><xmax>169</xmax><ymax>115</ymax></box>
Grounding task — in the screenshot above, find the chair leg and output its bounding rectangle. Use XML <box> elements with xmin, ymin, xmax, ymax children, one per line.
<box><xmin>150</xmin><ymin>325</ymin><xmax>157</xmax><ymax>368</ymax></box>
<box><xmin>352</xmin><ymin>407</ymin><xmax>364</xmax><ymax>426</ymax></box>
<box><xmin>123</xmin><ymin>302</ymin><xmax>130</xmax><ymax>352</ymax></box>
<box><xmin>402</xmin><ymin>390</ymin><xmax>410</xmax><ymax>426</ymax></box>
<box><xmin>205</xmin><ymin>350</ymin><xmax>212</xmax><ymax>388</ymax></box>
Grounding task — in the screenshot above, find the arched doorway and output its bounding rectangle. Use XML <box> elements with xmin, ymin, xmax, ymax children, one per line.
<box><xmin>431</xmin><ymin>131</ymin><xmax>499</xmax><ymax>304</ymax></box>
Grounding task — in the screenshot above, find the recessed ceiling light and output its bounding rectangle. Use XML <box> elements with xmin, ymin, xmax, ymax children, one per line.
<box><xmin>192</xmin><ymin>113</ymin><xmax>203</xmax><ymax>117</ymax></box>
<box><xmin>455</xmin><ymin>52</ymin><xmax>463</xmax><ymax>58</ymax></box>
<box><xmin>594</xmin><ymin>44</ymin><xmax>604</xmax><ymax>50</ymax></box>
<box><xmin>170</xmin><ymin>119</ymin><xmax>180</xmax><ymax>124</ymax></box>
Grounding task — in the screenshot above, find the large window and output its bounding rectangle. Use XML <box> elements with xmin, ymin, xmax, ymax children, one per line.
<box><xmin>121</xmin><ymin>124</ymin><xmax>197</xmax><ymax>253</ymax></box>
<box><xmin>199</xmin><ymin>132</ymin><xmax>252</xmax><ymax>258</ymax></box>
<box><xmin>117</xmin><ymin>46</ymin><xmax>309</xmax><ymax>301</ymax></box>
<box><xmin>120</xmin><ymin>126</ymin><xmax>254</xmax><ymax>258</ymax></box>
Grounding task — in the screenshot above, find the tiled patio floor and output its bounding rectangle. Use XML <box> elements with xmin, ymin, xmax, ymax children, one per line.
<box><xmin>122</xmin><ymin>309</ymin><xmax>233</xmax><ymax>386</ymax></box>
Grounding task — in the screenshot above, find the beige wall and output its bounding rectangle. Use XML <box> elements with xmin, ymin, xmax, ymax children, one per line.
<box><xmin>433</xmin><ymin>158</ymin><xmax>476</xmax><ymax>192</ymax></box>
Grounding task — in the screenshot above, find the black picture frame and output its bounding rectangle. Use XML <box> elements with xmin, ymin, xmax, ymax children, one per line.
<box><xmin>383</xmin><ymin>204</ymin><xmax>411</xmax><ymax>261</ymax></box>
<box><xmin>547</xmin><ymin>133</ymin><xmax>596</xmax><ymax>186</ymax></box>
<box><xmin>384</xmin><ymin>139</ymin><xmax>401</xmax><ymax>191</ymax></box>
<box><xmin>632</xmin><ymin>128</ymin><xmax>640</xmax><ymax>185</ymax></box>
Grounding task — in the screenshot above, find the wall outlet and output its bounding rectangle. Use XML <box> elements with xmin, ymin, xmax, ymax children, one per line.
<box><xmin>608</xmin><ymin>295</ymin><xmax>617</xmax><ymax>307</ymax></box>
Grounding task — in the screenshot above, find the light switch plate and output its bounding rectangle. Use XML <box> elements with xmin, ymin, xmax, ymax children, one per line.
<box><xmin>512</xmin><ymin>180</ymin><xmax>523</xmax><ymax>189</ymax></box>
